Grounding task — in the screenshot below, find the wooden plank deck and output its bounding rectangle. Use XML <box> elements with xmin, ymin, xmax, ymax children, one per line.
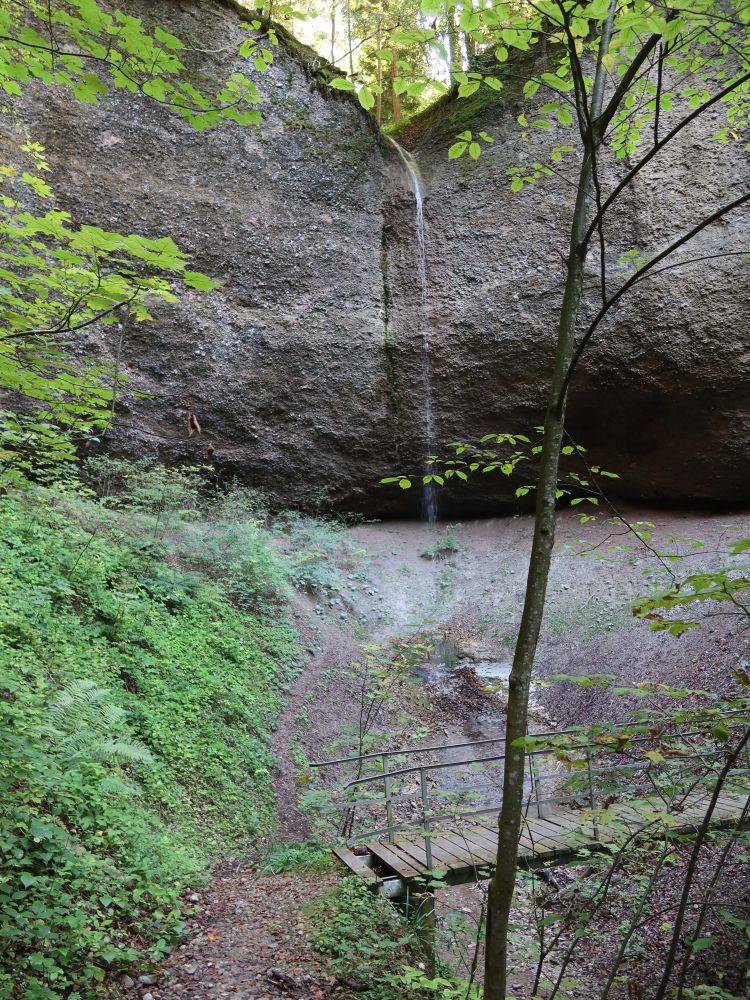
<box><xmin>337</xmin><ymin>789</ymin><xmax>750</xmax><ymax>888</ymax></box>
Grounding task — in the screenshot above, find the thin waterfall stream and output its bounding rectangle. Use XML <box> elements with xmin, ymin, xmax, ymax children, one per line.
<box><xmin>388</xmin><ymin>138</ymin><xmax>439</xmax><ymax>525</ymax></box>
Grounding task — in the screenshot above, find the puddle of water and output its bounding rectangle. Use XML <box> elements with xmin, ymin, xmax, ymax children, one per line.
<box><xmin>473</xmin><ymin>661</ymin><xmax>512</xmax><ymax>682</ymax></box>
<box><xmin>411</xmin><ymin>636</ymin><xmax>555</xmax><ymax>815</ymax></box>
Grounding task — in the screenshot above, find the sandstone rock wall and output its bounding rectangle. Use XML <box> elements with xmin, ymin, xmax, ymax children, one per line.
<box><xmin>389</xmin><ymin>77</ymin><xmax>750</xmax><ymax>511</ymax></box>
<box><xmin>20</xmin><ymin>0</ymin><xmax>397</xmax><ymax>511</ymax></box>
<box><xmin>16</xmin><ymin>1</ymin><xmax>750</xmax><ymax>513</ymax></box>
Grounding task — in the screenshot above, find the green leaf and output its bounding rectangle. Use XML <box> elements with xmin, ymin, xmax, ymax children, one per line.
<box><xmin>330</xmin><ymin>77</ymin><xmax>356</xmax><ymax>92</ymax></box>
<box><xmin>358</xmin><ymin>86</ymin><xmax>375</xmax><ymax>110</ymax></box>
<box><xmin>541</xmin><ymin>72</ymin><xmax>573</xmax><ymax>93</ymax></box>
<box><xmin>468</xmin><ymin>141</ymin><xmax>481</xmax><ymax>160</ymax></box>
<box><xmin>182</xmin><ymin>271</ymin><xmax>221</xmax><ymax>292</ymax></box>
<box><xmin>458</xmin><ymin>80</ymin><xmax>480</xmax><ymax>97</ymax></box>
<box><xmin>448</xmin><ymin>141</ymin><xmax>468</xmax><ymax>160</ymax></box>
<box><xmin>154</xmin><ymin>26</ymin><xmax>185</xmax><ymax>50</ymax></box>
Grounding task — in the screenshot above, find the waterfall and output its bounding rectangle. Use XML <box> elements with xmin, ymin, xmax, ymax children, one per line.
<box><xmin>387</xmin><ymin>138</ymin><xmax>439</xmax><ymax>526</ymax></box>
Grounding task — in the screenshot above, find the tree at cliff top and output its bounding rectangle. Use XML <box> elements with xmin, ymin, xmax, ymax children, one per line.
<box><xmin>370</xmin><ymin>0</ymin><xmax>749</xmax><ymax>995</ymax></box>
<box><xmin>296</xmin><ymin>0</ymin><xmax>434</xmax><ymax>122</ymax></box>
<box><xmin>0</xmin><ymin>0</ymin><xmax>275</xmax><ymax>484</ymax></box>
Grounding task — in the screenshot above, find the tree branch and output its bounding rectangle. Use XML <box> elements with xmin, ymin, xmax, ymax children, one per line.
<box><xmin>585</xmin><ymin>69</ymin><xmax>750</xmax><ymax>245</ymax></box>
<box><xmin>560</xmin><ymin>188</ymin><xmax>750</xmax><ymax>402</ymax></box>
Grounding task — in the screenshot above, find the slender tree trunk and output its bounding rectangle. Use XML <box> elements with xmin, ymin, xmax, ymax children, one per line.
<box><xmin>446</xmin><ymin>2</ymin><xmax>461</xmax><ymax>82</ymax></box>
<box><xmin>330</xmin><ymin>0</ymin><xmax>336</xmax><ymax>64</ymax></box>
<box><xmin>390</xmin><ymin>54</ymin><xmax>401</xmax><ymax>122</ymax></box>
<box><xmin>482</xmin><ymin>188</ymin><xmax>590</xmax><ymax>1000</ymax></box>
<box><xmin>376</xmin><ymin>6</ymin><xmax>383</xmax><ymax>126</ymax></box>
<box><xmin>482</xmin><ymin>7</ymin><xmax>616</xmax><ymax>997</ymax></box>
<box><xmin>346</xmin><ymin>0</ymin><xmax>354</xmax><ymax>76</ymax></box>
<box><xmin>654</xmin><ymin>729</ymin><xmax>750</xmax><ymax>1000</ymax></box>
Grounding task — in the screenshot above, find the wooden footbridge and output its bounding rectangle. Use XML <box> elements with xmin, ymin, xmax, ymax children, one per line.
<box><xmin>311</xmin><ymin>721</ymin><xmax>750</xmax><ymax>896</ymax></box>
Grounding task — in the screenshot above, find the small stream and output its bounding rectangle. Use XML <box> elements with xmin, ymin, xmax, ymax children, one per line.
<box><xmin>413</xmin><ymin>636</ymin><xmax>552</xmax><ymax>813</ymax></box>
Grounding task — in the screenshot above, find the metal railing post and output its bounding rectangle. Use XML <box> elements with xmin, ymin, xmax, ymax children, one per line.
<box><xmin>529</xmin><ymin>752</ymin><xmax>543</xmax><ymax>817</ymax></box>
<box><xmin>420</xmin><ymin>767</ymin><xmax>433</xmax><ymax>870</ymax></box>
<box><xmin>383</xmin><ymin>753</ymin><xmax>395</xmax><ymax>844</ymax></box>
<box><xmin>585</xmin><ymin>745</ymin><xmax>599</xmax><ymax>841</ymax></box>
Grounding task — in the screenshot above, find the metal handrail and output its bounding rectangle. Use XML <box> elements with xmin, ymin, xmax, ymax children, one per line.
<box><xmin>309</xmin><ymin>726</ymin><xmax>562</xmax><ymax>769</ymax></box>
<box><xmin>311</xmin><ymin>713</ymin><xmax>749</xmax><ymax>770</ymax></box>
<box><xmin>320</xmin><ymin>717</ymin><xmax>750</xmax><ymax>864</ymax></box>
<box><xmin>339</xmin><ymin>728</ymin><xmax>742</xmax><ymax>791</ymax></box>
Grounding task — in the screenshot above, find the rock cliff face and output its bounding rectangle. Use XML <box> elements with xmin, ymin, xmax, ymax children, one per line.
<box><xmin>388</xmin><ymin>81</ymin><xmax>750</xmax><ymax>513</ymax></box>
<box><xmin>18</xmin><ymin>0</ymin><xmax>750</xmax><ymax>514</ymax></box>
<box><xmin>21</xmin><ymin>0</ymin><xmax>394</xmax><ymax>512</ymax></box>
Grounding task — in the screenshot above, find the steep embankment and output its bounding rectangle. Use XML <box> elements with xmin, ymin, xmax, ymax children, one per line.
<box><xmin>0</xmin><ymin>466</ymin><xmax>301</xmax><ymax>997</ymax></box>
<box><xmin>10</xmin><ymin>0</ymin><xmax>750</xmax><ymax>515</ymax></box>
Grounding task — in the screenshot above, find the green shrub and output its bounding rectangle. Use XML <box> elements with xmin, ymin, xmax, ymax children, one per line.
<box><xmin>261</xmin><ymin>840</ymin><xmax>333</xmax><ymax>875</ymax></box>
<box><xmin>0</xmin><ymin>674</ymin><xmax>193</xmax><ymax>997</ymax></box>
<box><xmin>174</xmin><ymin>517</ymin><xmax>289</xmax><ymax>614</ymax></box>
<box><xmin>82</xmin><ymin>456</ymin><xmax>204</xmax><ymax>515</ymax></box>
<box><xmin>421</xmin><ymin>526</ymin><xmax>460</xmax><ymax>561</ymax></box>
<box><xmin>0</xmin><ymin>476</ymin><xmax>300</xmax><ymax>996</ymax></box>
<box><xmin>307</xmin><ymin>876</ymin><xmax>419</xmax><ymax>998</ymax></box>
<box><xmin>276</xmin><ymin>512</ymin><xmax>352</xmax><ymax>594</ymax></box>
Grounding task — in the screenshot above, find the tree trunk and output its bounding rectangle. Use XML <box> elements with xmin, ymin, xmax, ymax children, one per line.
<box><xmin>375</xmin><ymin>7</ymin><xmax>383</xmax><ymax>126</ymax></box>
<box><xmin>330</xmin><ymin>0</ymin><xmax>336</xmax><ymax>64</ymax></box>
<box><xmin>482</xmin><ymin>182</ymin><xmax>591</xmax><ymax>1000</ymax></box>
<box><xmin>446</xmin><ymin>3</ymin><xmax>461</xmax><ymax>82</ymax></box>
<box><xmin>346</xmin><ymin>0</ymin><xmax>354</xmax><ymax>76</ymax></box>
<box><xmin>390</xmin><ymin>55</ymin><xmax>401</xmax><ymax>123</ymax></box>
<box><xmin>482</xmin><ymin>6</ymin><xmax>616</xmax><ymax>997</ymax></box>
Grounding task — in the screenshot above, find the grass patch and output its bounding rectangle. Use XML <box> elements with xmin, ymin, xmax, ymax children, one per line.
<box><xmin>421</xmin><ymin>525</ymin><xmax>461</xmax><ymax>561</ymax></box>
<box><xmin>261</xmin><ymin>840</ymin><xmax>333</xmax><ymax>875</ymax></box>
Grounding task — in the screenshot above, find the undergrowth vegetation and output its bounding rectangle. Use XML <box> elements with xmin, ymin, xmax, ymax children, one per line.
<box><xmin>0</xmin><ymin>458</ymin><xmax>354</xmax><ymax>998</ymax></box>
<box><xmin>307</xmin><ymin>876</ymin><xmax>422</xmax><ymax>999</ymax></box>
<box><xmin>307</xmin><ymin>876</ymin><xmax>479</xmax><ymax>1000</ymax></box>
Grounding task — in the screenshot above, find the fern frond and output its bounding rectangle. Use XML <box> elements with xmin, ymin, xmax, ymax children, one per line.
<box><xmin>99</xmin><ymin>776</ymin><xmax>141</xmax><ymax>797</ymax></box>
<box><xmin>92</xmin><ymin>739</ymin><xmax>153</xmax><ymax>765</ymax></box>
<box><xmin>46</xmin><ymin>679</ymin><xmax>113</xmax><ymax>732</ymax></box>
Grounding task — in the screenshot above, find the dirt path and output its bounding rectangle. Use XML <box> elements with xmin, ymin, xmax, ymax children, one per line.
<box><xmin>270</xmin><ymin>595</ymin><xmax>365</xmax><ymax>841</ymax></box>
<box><xmin>156</xmin><ymin>864</ymin><xmax>350</xmax><ymax>1000</ymax></box>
